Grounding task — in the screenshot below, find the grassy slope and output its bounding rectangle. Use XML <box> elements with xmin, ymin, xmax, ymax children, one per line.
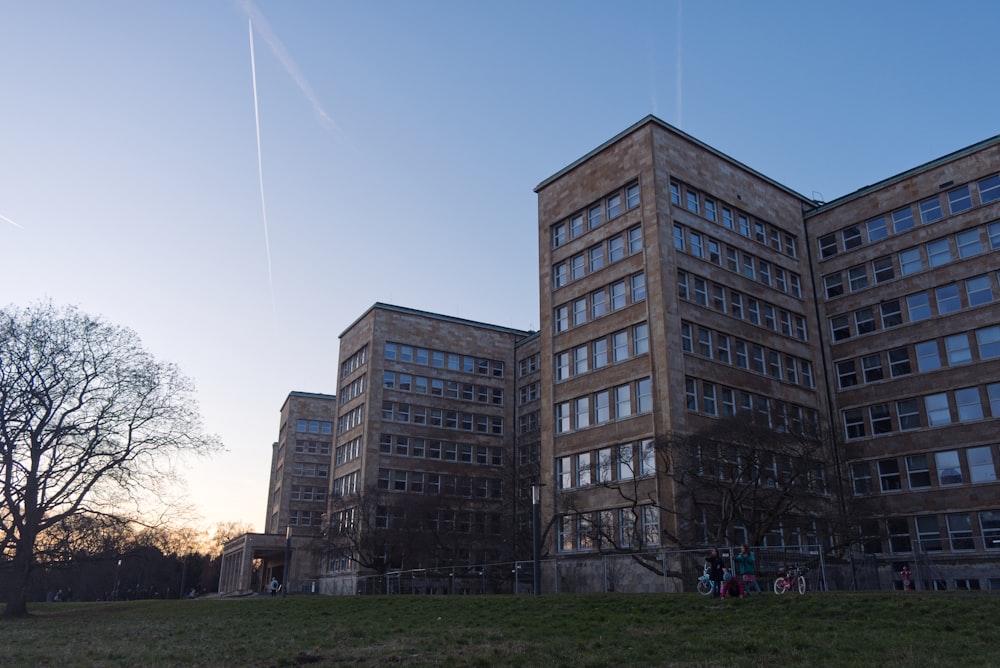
<box><xmin>1</xmin><ymin>592</ymin><xmax>998</xmax><ymax>667</ymax></box>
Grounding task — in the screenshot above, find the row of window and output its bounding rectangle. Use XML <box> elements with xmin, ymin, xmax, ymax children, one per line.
<box><xmin>289</xmin><ymin>485</ymin><xmax>327</xmax><ymax>502</ymax></box>
<box><xmin>842</xmin><ymin>382</ymin><xmax>1000</xmax><ymax>440</ymax></box>
<box><xmin>553</xmin><ymin>272</ymin><xmax>646</xmax><ymax>334</ymax></box>
<box><xmin>551</xmin><ymin>182</ymin><xmax>641</xmax><ymax>249</ymax></box>
<box><xmin>339</xmin><ymin>345</ymin><xmax>368</xmax><ymax>379</ymax></box>
<box><xmin>680</xmin><ymin>322</ymin><xmax>816</xmax><ymax>389</ymax></box>
<box><xmin>332</xmin><ymin>471</ymin><xmax>359</xmax><ymax>496</ymax></box>
<box><xmin>553</xmin><ymin>225</ymin><xmax>642</xmax><ymax>290</ymax></box>
<box><xmin>294</xmin><ymin>439</ymin><xmax>331</xmax><ymax>456</ymax></box>
<box><xmin>556</xmin><ymin>440</ymin><xmax>655</xmax><ymax>490</ymax></box>
<box><xmin>378</xmin><ymin>434</ymin><xmax>504</xmax><ymax>466</ymax></box>
<box><xmin>337</xmin><ymin>404</ymin><xmax>364</xmax><ymax>435</ymax></box>
<box><xmin>818</xmin><ymin>172</ymin><xmax>1000</xmax><ymax>260</ymax></box>
<box><xmin>670</xmin><ymin>179</ymin><xmax>799</xmax><ymax>259</ymax></box>
<box><xmin>380</xmin><ymin>401</ymin><xmax>504</xmax><ymax>435</ymax></box>
<box><xmin>295</xmin><ymin>419</ymin><xmax>332</xmax><ymax>435</ymax></box>
<box><xmin>375</xmin><ymin>506</ymin><xmax>505</xmax><ymax>536</ymax></box>
<box><xmin>557</xmin><ymin>506</ymin><xmax>660</xmax><ymax>553</ymax></box>
<box><xmin>377</xmin><ymin>468</ymin><xmax>504</xmax><ymax>499</ymax></box>
<box><xmin>677</xmin><ymin>271</ymin><xmax>809</xmax><ymax>342</ymax></box>
<box><xmin>518</xmin><ymin>410</ymin><xmax>540</xmax><ymax>435</ymax></box>
<box><xmin>851</xmin><ymin>445</ymin><xmax>997</xmax><ymax>497</ymax></box>
<box><xmin>288</xmin><ymin>509</ymin><xmax>323</xmax><ymax>527</ymax></box>
<box><xmin>691</xmin><ymin>446</ymin><xmax>827</xmax><ymax>494</ymax></box>
<box><xmin>868</xmin><ymin>510</ymin><xmax>1000</xmax><ymax>555</ymax></box>
<box><xmin>829</xmin><ymin>275</ymin><xmax>995</xmax><ymax>344</ymax></box>
<box><xmin>292</xmin><ymin>462</ymin><xmax>328</xmax><ymax>478</ymax></box>
<box><xmin>385</xmin><ymin>342</ymin><xmax>505</xmax><ymax>378</ymax></box>
<box><xmin>519</xmin><ymin>381</ymin><xmax>539</xmax><ymax>405</ymax></box>
<box><xmin>339</xmin><ymin>374</ymin><xmax>366</xmax><ymax>405</ymax></box>
<box><xmin>555</xmin><ymin>378</ymin><xmax>653</xmax><ymax>434</ymax></box>
<box><xmin>683</xmin><ymin>377</ymin><xmax>820</xmax><ymax>437</ymax></box>
<box><xmin>383</xmin><ymin>371</ymin><xmax>504</xmax><ymax>405</ymax></box>
<box><xmin>555</xmin><ymin>322</ymin><xmax>649</xmax><ymax>381</ymax></box>
<box><xmin>334</xmin><ymin>436</ymin><xmax>362</xmax><ymax>466</ymax></box>
<box><xmin>673</xmin><ymin>223</ymin><xmax>804</xmax><ymax>299</ymax></box>
<box><xmin>835</xmin><ymin>324</ymin><xmax>1000</xmax><ymax>389</ymax></box>
<box><xmin>823</xmin><ymin>222</ymin><xmax>1000</xmax><ymax>300</ymax></box>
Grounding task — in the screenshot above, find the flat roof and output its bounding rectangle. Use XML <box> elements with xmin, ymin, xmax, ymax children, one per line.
<box><xmin>534</xmin><ymin>114</ymin><xmax>816</xmax><ymax>206</ymax></box>
<box><xmin>339</xmin><ymin>302</ymin><xmax>534</xmax><ymax>340</ymax></box>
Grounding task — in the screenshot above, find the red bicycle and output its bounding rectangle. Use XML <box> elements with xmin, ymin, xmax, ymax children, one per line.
<box><xmin>773</xmin><ymin>565</ymin><xmax>807</xmax><ymax>595</ymax></box>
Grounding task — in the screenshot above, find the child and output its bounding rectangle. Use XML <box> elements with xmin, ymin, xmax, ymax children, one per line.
<box><xmin>720</xmin><ymin>568</ymin><xmax>744</xmax><ymax>598</ymax></box>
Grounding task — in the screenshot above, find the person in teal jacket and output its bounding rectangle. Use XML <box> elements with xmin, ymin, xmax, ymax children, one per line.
<box><xmin>735</xmin><ymin>544</ymin><xmax>762</xmax><ymax>594</ymax></box>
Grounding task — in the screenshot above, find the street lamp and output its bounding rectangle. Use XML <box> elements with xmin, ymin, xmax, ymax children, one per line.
<box><xmin>283</xmin><ymin>526</ymin><xmax>292</xmax><ymax>598</ymax></box>
<box><xmin>113</xmin><ymin>559</ymin><xmax>122</xmax><ymax>601</ymax></box>
<box><xmin>532</xmin><ymin>483</ymin><xmax>543</xmax><ymax>596</ymax></box>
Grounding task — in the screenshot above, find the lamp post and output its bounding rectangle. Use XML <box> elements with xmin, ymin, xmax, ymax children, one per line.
<box><xmin>283</xmin><ymin>526</ymin><xmax>292</xmax><ymax>598</ymax></box>
<box><xmin>113</xmin><ymin>558</ymin><xmax>122</xmax><ymax>601</ymax></box>
<box><xmin>532</xmin><ymin>483</ymin><xmax>542</xmax><ymax>596</ymax></box>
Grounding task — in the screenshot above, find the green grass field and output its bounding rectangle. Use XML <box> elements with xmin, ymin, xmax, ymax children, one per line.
<box><xmin>2</xmin><ymin>592</ymin><xmax>998</xmax><ymax>667</ymax></box>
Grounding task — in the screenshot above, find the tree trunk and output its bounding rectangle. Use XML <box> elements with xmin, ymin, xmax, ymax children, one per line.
<box><xmin>3</xmin><ymin>541</ymin><xmax>33</xmax><ymax>617</ymax></box>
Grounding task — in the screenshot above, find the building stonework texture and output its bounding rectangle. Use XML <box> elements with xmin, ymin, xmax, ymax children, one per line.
<box><xmin>220</xmin><ymin>115</ymin><xmax>999</xmax><ymax>595</ymax></box>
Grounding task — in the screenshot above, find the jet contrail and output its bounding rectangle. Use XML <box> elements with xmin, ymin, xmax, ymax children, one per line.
<box><xmin>238</xmin><ymin>0</ymin><xmax>341</xmax><ymax>136</ymax></box>
<box><xmin>1</xmin><ymin>213</ymin><xmax>23</xmax><ymax>229</ymax></box>
<box><xmin>249</xmin><ymin>18</ymin><xmax>276</xmax><ymax>316</ymax></box>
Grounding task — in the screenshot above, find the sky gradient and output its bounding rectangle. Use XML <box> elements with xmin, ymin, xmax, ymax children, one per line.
<box><xmin>3</xmin><ymin>0</ymin><xmax>998</xmax><ymax>531</ymax></box>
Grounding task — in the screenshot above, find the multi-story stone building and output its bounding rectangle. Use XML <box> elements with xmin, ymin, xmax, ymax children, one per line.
<box><xmin>221</xmin><ymin>116</ymin><xmax>999</xmax><ymax>595</ymax></box>
<box><xmin>805</xmin><ymin>136</ymin><xmax>1000</xmax><ymax>589</ymax></box>
<box><xmin>318</xmin><ymin>303</ymin><xmax>532</xmax><ymax>594</ymax></box>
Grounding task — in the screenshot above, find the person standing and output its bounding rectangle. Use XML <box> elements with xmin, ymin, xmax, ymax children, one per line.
<box><xmin>269</xmin><ymin>577</ymin><xmax>279</xmax><ymax>596</ymax></box>
<box><xmin>705</xmin><ymin>548</ymin><xmax>725</xmax><ymax>596</ymax></box>
<box><xmin>735</xmin><ymin>544</ymin><xmax>762</xmax><ymax>594</ymax></box>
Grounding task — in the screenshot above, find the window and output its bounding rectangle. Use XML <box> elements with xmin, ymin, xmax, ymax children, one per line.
<box><xmin>915</xmin><ymin>515</ymin><xmax>942</xmax><ymax>552</ymax></box>
<box><xmin>867</xmin><ymin>216</ymin><xmax>888</xmax><ymax>241</ymax></box>
<box><xmin>685</xmin><ymin>378</ymin><xmax>698</xmax><ymax>411</ymax></box>
<box><xmin>842</xmin><ymin>226</ymin><xmax>863</xmax><ymax>250</ymax></box>
<box><xmin>870</xmin><ymin>403</ymin><xmax>892</xmax><ymax>434</ymax></box>
<box><xmin>608</xmin><ymin>235</ymin><xmax>625</xmax><ymax>262</ymax></box>
<box><xmin>890</xmin><ymin>207</ymin><xmax>914</xmax><ymax>234</ymax></box>
<box><xmin>824</xmin><ymin>273</ymin><xmax>844</xmax><ymax>299</ymax></box>
<box><xmin>557</xmin><ymin>456</ymin><xmax>572</xmax><ymax>489</ymax></box>
<box><xmin>848</xmin><ymin>265</ymin><xmax>868</xmax><ymax>292</ymax></box>
<box><xmin>612</xmin><ymin>330</ymin><xmax>629</xmax><ymax>362</ymax></box>
<box><xmin>957</xmin><ymin>229</ymin><xmax>983</xmax><ymax>258</ymax></box>
<box><xmin>955</xmin><ymin>387</ymin><xmax>983</xmax><ymax>422</ymax></box>
<box><xmin>606</xmin><ymin>193</ymin><xmax>622</xmax><ymax>219</ymax></box>
<box><xmin>722</xmin><ymin>207</ymin><xmax>734</xmax><ymax>229</ymax></box>
<box><xmin>926</xmin><ymin>239</ymin><xmax>951</xmax><ymax>267</ymax></box>
<box><xmin>982</xmin><ymin>511</ymin><xmax>1000</xmax><ymax>550</ymax></box>
<box><xmin>702</xmin><ymin>382</ymin><xmax>718</xmax><ymax>416</ymax></box>
<box><xmin>899</xmin><ymin>248</ymin><xmax>923</xmax><ymax>276</ymax></box>
<box><xmin>836</xmin><ymin>360</ymin><xmax>858</xmax><ymax>388</ymax></box>
<box><xmin>610</xmin><ymin>281</ymin><xmax>626</xmax><ymax>310</ymax></box>
<box><xmin>631</xmin><ymin>272</ymin><xmax>646</xmax><ymax>301</ymax></box>
<box><xmin>618</xmin><ymin>443</ymin><xmax>634</xmax><ymax>481</ymax></box>
<box><xmin>977</xmin><ymin>326</ymin><xmax>1000</xmax><ymax>359</ymax></box>
<box><xmin>686</xmin><ymin>190</ymin><xmax>699</xmax><ymax>214</ymax></box>
<box><xmin>626</xmin><ymin>183</ymin><xmax>640</xmax><ymax>209</ymax></box>
<box><xmin>819</xmin><ymin>234</ymin><xmax>838</xmax><ymax>258</ymax></box>
<box><xmin>633</xmin><ymin>323</ymin><xmax>649</xmax><ymax>355</ymax></box>
<box><xmin>906</xmin><ymin>455</ymin><xmax>931</xmax><ymax>488</ymax></box>
<box><xmin>991</xmin><ymin>221</ymin><xmax>1000</xmax><ymax>250</ymax></box>
<box><xmin>880</xmin><ymin>300</ymin><xmax>902</xmax><ymax>328</ymax></box>
<box><xmin>576</xmin><ymin>452</ymin><xmax>592</xmax><ymax>486</ymax></box>
<box><xmin>615</xmin><ymin>384</ymin><xmax>632</xmax><ymax>418</ymax></box>
<box><xmin>979</xmin><ymin>173</ymin><xmax>1000</xmax><ymax>203</ymax></box>
<box><xmin>947</xmin><ymin>514</ymin><xmax>975</xmax><ymax>551</ymax></box>
<box><xmin>628</xmin><ymin>225</ymin><xmax>642</xmax><ymax>254</ymax></box>
<box><xmin>555</xmin><ymin>403</ymin><xmax>571</xmax><ymax>434</ymax></box>
<box><xmin>878</xmin><ymin>459</ymin><xmax>901</xmax><ymax>492</ymax></box>
<box><xmin>990</xmin><ymin>384</ymin><xmax>1000</xmax><ymax>417</ymax></box>
<box><xmin>570</xmin><ymin>254</ymin><xmax>585</xmax><ymax>281</ymax></box>
<box><xmin>844</xmin><ymin>408</ymin><xmax>865</xmax><ymax>439</ymax></box>
<box><xmin>596</xmin><ymin>448</ymin><xmax>613</xmax><ymax>483</ymax></box>
<box><xmin>897</xmin><ymin>398</ymin><xmax>920</xmax><ymax>430</ymax></box>
<box><xmin>862</xmin><ymin>354</ymin><xmax>884</xmax><ymax>383</ymax></box>
<box><xmin>888</xmin><ymin>347</ymin><xmax>911</xmax><ymax>377</ymax></box>
<box><xmin>588</xmin><ymin>203</ymin><xmax>602</xmax><ymax>229</ymax></box>
<box><xmin>573</xmin><ymin>346</ymin><xmax>588</xmax><ymax>375</ymax></box>
<box><xmin>554</xmin><ymin>305</ymin><xmax>569</xmax><ymax>333</ymax></box>
<box><xmin>918</xmin><ymin>196</ymin><xmax>943</xmax><ymax>224</ymax></box>
<box><xmin>591</xmin><ymin>289</ymin><xmax>607</xmax><ymax>318</ymax></box>
<box><xmin>915</xmin><ymin>340</ymin><xmax>941</xmax><ymax>372</ymax></box>
<box><xmin>574</xmin><ymin>397</ymin><xmax>590</xmax><ymax>430</ymax></box>
<box><xmin>555</xmin><ymin>352</ymin><xmax>569</xmax><ymax>381</ymax></box>
<box><xmin>945</xmin><ymin>334</ymin><xmax>972</xmax><ymax>366</ymax></box>
<box><xmin>593</xmin><ymin>339</ymin><xmax>608</xmax><ymax>369</ymax></box>
<box><xmin>742</xmin><ymin>254</ymin><xmax>756</xmax><ymax>280</ymax></box>
<box><xmin>552</xmin><ymin>223</ymin><xmax>567</xmax><ymax>248</ymax></box>
<box><xmin>572</xmin><ymin>298</ymin><xmax>587</xmax><ymax>326</ymax></box>
<box><xmin>872</xmin><ymin>256</ymin><xmax>895</xmax><ymax>283</ymax></box>
<box><xmin>925</xmin><ymin>393</ymin><xmax>951</xmax><ymax>426</ymax></box>
<box><xmin>696</xmin><ymin>327</ymin><xmax>712</xmax><ymax>357</ymax></box>
<box><xmin>948</xmin><ymin>185</ymin><xmax>972</xmax><ymax>214</ymax></box>
<box><xmin>830</xmin><ymin>315</ymin><xmax>850</xmax><ymax>341</ymax></box>
<box><xmin>569</xmin><ymin>214</ymin><xmax>584</xmax><ymax>239</ymax></box>
<box><xmin>966</xmin><ymin>275</ymin><xmax>993</xmax><ymax>307</ymax></box>
<box><xmin>669</xmin><ymin>182</ymin><xmax>681</xmax><ymax>205</ymax></box>
<box><xmin>636</xmin><ymin>378</ymin><xmax>652</xmax><ymax>413</ymax></box>
<box><xmin>935</xmin><ymin>284</ymin><xmax>961</xmax><ymax>314</ymax></box>
<box><xmin>907</xmin><ymin>292</ymin><xmax>931</xmax><ymax>321</ymax></box>
<box><xmin>708</xmin><ymin>238</ymin><xmax>722</xmax><ymax>265</ymax></box>
<box><xmin>851</xmin><ymin>462</ymin><xmax>872</xmax><ymax>495</ymax></box>
<box><xmin>589</xmin><ymin>244</ymin><xmax>604</xmax><ymax>271</ymax></box>
<box><xmin>855</xmin><ymin>308</ymin><xmax>875</xmax><ymax>335</ymax></box>
<box><xmin>967</xmin><ymin>446</ymin><xmax>996</xmax><ymax>483</ymax></box>
<box><xmin>936</xmin><ymin>449</ymin><xmax>962</xmax><ymax>485</ymax></box>
<box><xmin>704</xmin><ymin>198</ymin><xmax>717</xmax><ymax>222</ymax></box>
<box><xmin>594</xmin><ymin>391</ymin><xmax>610</xmax><ymax>424</ymax></box>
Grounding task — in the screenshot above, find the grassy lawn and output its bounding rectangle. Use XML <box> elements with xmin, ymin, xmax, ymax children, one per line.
<box><xmin>1</xmin><ymin>592</ymin><xmax>998</xmax><ymax>667</ymax></box>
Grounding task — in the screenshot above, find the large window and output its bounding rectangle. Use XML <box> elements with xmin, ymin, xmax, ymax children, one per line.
<box><xmin>935</xmin><ymin>450</ymin><xmax>963</xmax><ymax>485</ymax></box>
<box><xmin>967</xmin><ymin>446</ymin><xmax>996</xmax><ymax>484</ymax></box>
<box><xmin>878</xmin><ymin>459</ymin><xmax>901</xmax><ymax>492</ymax></box>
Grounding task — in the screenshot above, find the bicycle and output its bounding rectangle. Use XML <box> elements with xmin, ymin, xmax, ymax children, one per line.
<box><xmin>696</xmin><ymin>564</ymin><xmax>715</xmax><ymax>596</ymax></box>
<box><xmin>773</xmin><ymin>565</ymin><xmax>807</xmax><ymax>595</ymax></box>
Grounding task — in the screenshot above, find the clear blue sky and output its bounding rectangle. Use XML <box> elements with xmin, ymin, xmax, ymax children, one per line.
<box><xmin>3</xmin><ymin>0</ymin><xmax>998</xmax><ymax>531</ymax></box>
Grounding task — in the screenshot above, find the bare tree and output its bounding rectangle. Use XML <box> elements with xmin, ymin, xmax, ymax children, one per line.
<box><xmin>0</xmin><ymin>302</ymin><xmax>221</xmax><ymax>616</ymax></box>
